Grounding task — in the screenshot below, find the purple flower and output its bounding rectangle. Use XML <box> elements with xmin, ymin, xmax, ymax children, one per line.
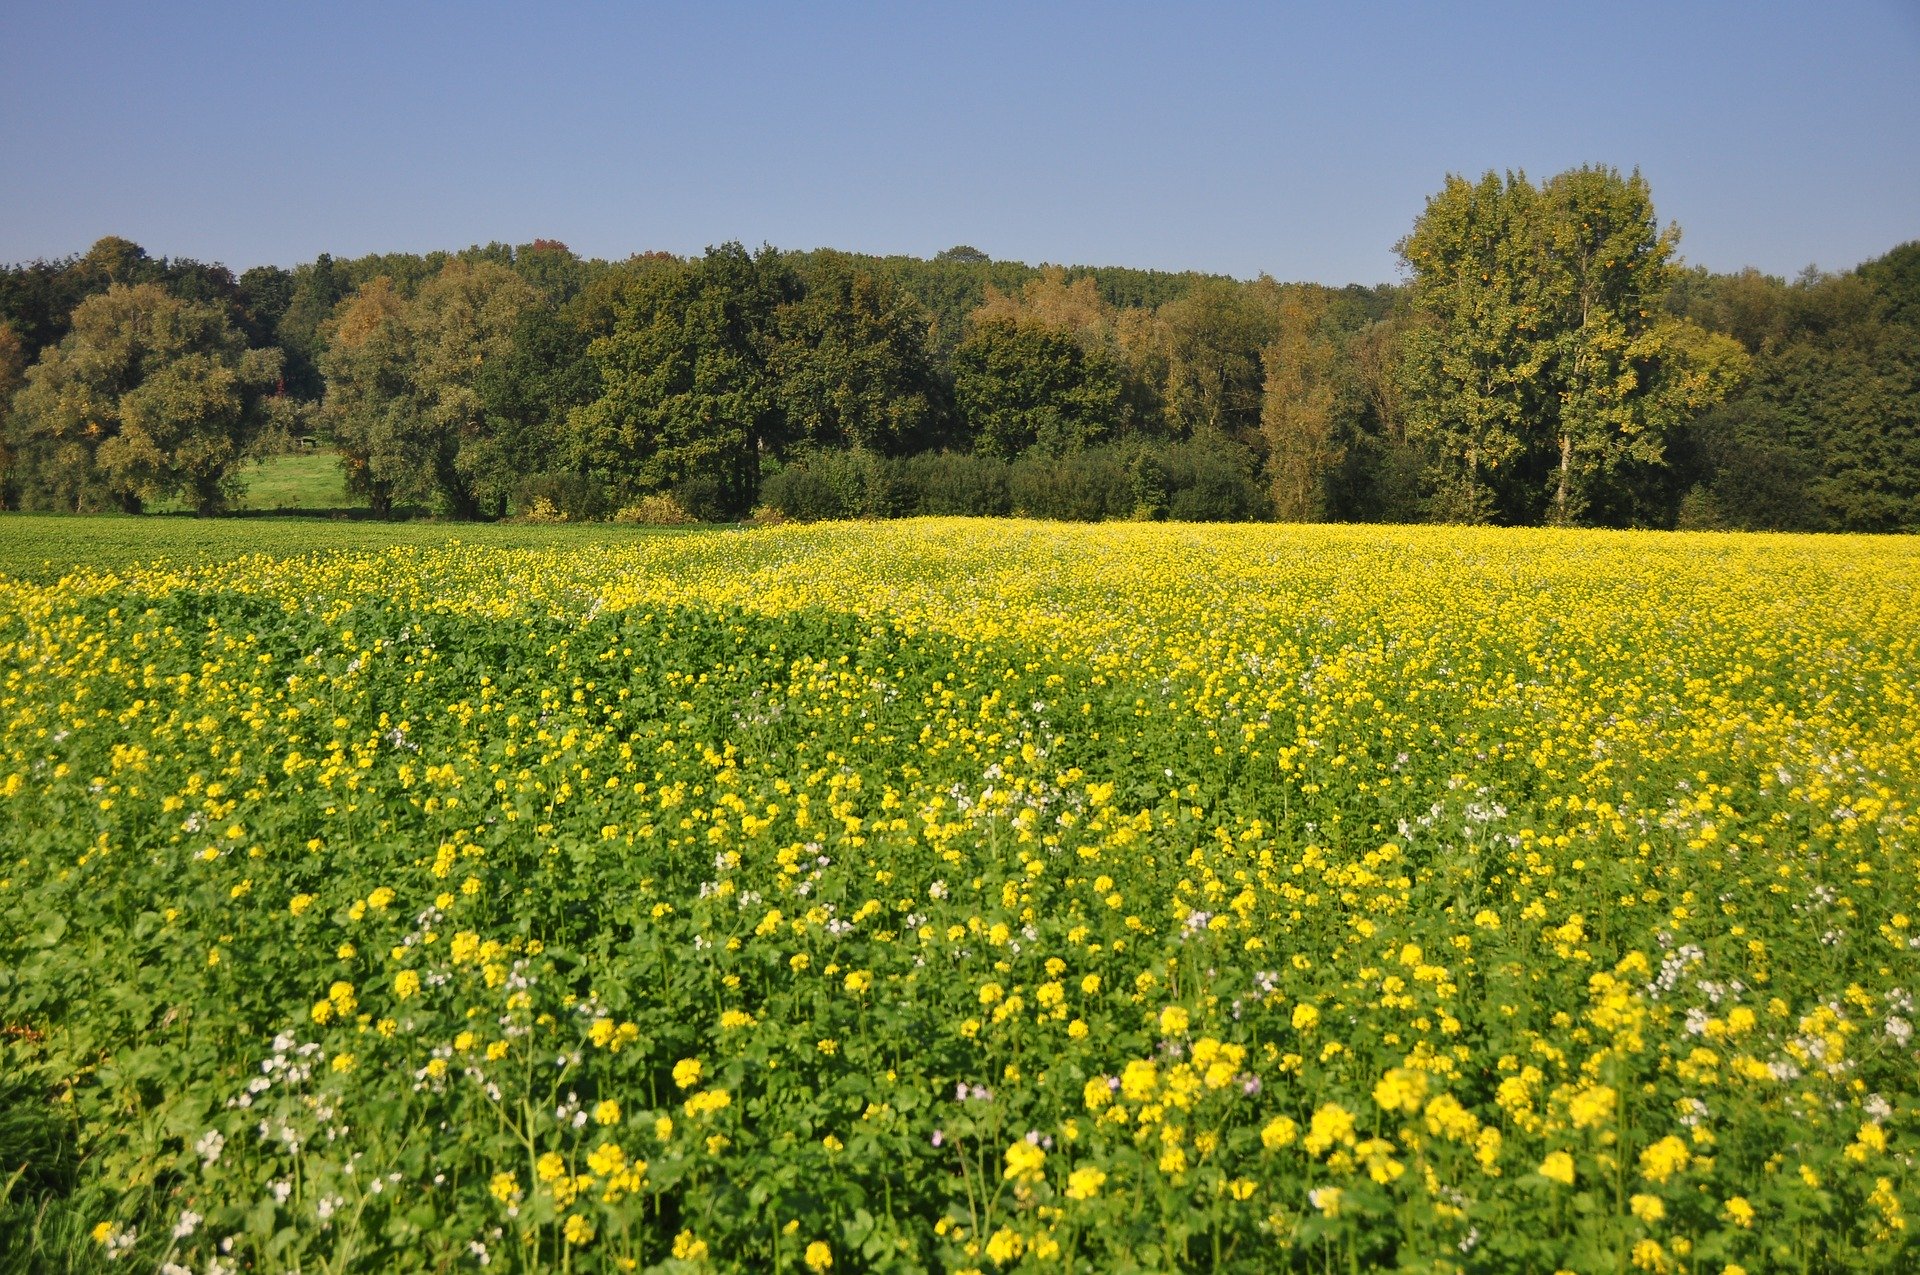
<box><xmin>931</xmin><ymin>1129</ymin><xmax>945</xmax><ymax>1147</ymax></box>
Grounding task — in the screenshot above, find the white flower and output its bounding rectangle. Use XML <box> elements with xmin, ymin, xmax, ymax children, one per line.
<box><xmin>172</xmin><ymin>1210</ymin><xmax>202</xmax><ymax>1239</ymax></box>
<box><xmin>195</xmin><ymin>1129</ymin><xmax>225</xmax><ymax>1166</ymax></box>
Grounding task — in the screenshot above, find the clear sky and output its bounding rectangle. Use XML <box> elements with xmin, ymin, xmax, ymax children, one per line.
<box><xmin>3</xmin><ymin>1</ymin><xmax>1916</xmax><ymax>284</ymax></box>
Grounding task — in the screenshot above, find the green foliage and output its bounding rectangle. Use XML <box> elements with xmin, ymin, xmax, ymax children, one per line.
<box><xmin>1399</xmin><ymin>167</ymin><xmax>1743</xmax><ymax>526</ymax></box>
<box><xmin>5</xmin><ymin>283</ymin><xmax>282</xmax><ymax>515</ymax></box>
<box><xmin>770</xmin><ymin>255</ymin><xmax>945</xmax><ymax>455</ymax></box>
<box><xmin>319</xmin><ymin>262</ymin><xmax>539</xmax><ymax>518</ymax></box>
<box><xmin>951</xmin><ymin>319</ymin><xmax>1123</xmax><ymax>459</ymax></box>
<box><xmin>572</xmin><ymin>245</ymin><xmax>798</xmax><ymax>518</ymax></box>
<box><xmin>1159</xmin><ymin>278</ymin><xmax>1279</xmax><ymax>443</ymax></box>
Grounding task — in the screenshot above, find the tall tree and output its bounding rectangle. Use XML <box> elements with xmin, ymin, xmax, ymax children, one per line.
<box><xmin>6</xmin><ymin>283</ymin><xmax>280</xmax><ymax>513</ymax></box>
<box><xmin>1399</xmin><ymin>167</ymin><xmax>1742</xmax><ymax>524</ymax></box>
<box><xmin>1259</xmin><ymin>290</ymin><xmax>1344</xmax><ymax>521</ymax></box>
<box><xmin>319</xmin><ymin>262</ymin><xmax>537</xmax><ymax>518</ymax></box>
<box><xmin>770</xmin><ymin>255</ymin><xmax>944</xmax><ymax>455</ymax></box>
<box><xmin>1157</xmin><ymin>278</ymin><xmax>1278</xmax><ymax>443</ymax></box>
<box><xmin>951</xmin><ymin>319</ymin><xmax>1123</xmax><ymax>459</ymax></box>
<box><xmin>571</xmin><ymin>244</ymin><xmax>797</xmax><ymax>517</ymax></box>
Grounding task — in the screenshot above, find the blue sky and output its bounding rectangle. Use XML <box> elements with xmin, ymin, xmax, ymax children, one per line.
<box><xmin>3</xmin><ymin>1</ymin><xmax>1916</xmax><ymax>283</ymax></box>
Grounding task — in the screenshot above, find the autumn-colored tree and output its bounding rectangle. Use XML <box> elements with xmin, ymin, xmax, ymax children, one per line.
<box><xmin>1260</xmin><ymin>290</ymin><xmax>1343</xmax><ymax>521</ymax></box>
<box><xmin>320</xmin><ymin>262</ymin><xmax>538</xmax><ymax>517</ymax></box>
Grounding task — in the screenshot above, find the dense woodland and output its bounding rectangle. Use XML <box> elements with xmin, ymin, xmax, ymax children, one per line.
<box><xmin>2</xmin><ymin>166</ymin><xmax>1915</xmax><ymax>530</ymax></box>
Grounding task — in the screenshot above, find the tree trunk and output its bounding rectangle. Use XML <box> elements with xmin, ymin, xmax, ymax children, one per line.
<box><xmin>1553</xmin><ymin>432</ymin><xmax>1572</xmax><ymax>525</ymax></box>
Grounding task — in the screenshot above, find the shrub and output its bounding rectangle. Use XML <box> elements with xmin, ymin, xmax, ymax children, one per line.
<box><xmin>896</xmin><ymin>452</ymin><xmax>1012</xmax><ymax>517</ymax></box>
<box><xmin>612</xmin><ymin>493</ymin><xmax>697</xmax><ymax>525</ymax></box>
<box><xmin>515</xmin><ymin>471</ymin><xmax>608</xmax><ymax>521</ymax></box>
<box><xmin>1161</xmin><ymin>435</ymin><xmax>1270</xmax><ymax>522</ymax></box>
<box><xmin>1009</xmin><ymin>447</ymin><xmax>1135</xmax><ymax>521</ymax></box>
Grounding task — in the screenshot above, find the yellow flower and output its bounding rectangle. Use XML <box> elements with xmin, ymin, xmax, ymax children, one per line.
<box><xmin>673</xmin><ymin>1057</ymin><xmax>704</xmax><ymax>1089</ymax></box>
<box><xmin>489</xmin><ymin>1172</ymin><xmax>520</xmax><ymax>1204</ymax></box>
<box><xmin>1159</xmin><ymin>1005</ymin><xmax>1191</xmax><ymax>1035</ymax></box>
<box><xmin>672</xmin><ymin>1230</ymin><xmax>709</xmax><ymax>1261</ymax></box>
<box><xmin>393</xmin><ymin>969</ymin><xmax>421</xmax><ymax>1000</ymax></box>
<box><xmin>1261</xmin><ymin>1115</ymin><xmax>1298</xmax><ymax>1149</ymax></box>
<box><xmin>535</xmin><ymin>1152</ymin><xmax>567</xmax><ymax>1182</ymax></box>
<box><xmin>1303</xmin><ymin>1103</ymin><xmax>1355</xmax><ymax>1156</ymax></box>
<box><xmin>1004</xmin><ymin>1139</ymin><xmax>1047</xmax><ymax>1182</ymax></box>
<box><xmin>985</xmin><ymin>1227</ymin><xmax>1024</xmax><ymax>1266</ymax></box>
<box><xmin>562</xmin><ymin>1213</ymin><xmax>595</xmax><ymax>1246</ymax></box>
<box><xmin>1371</xmin><ymin>1067</ymin><xmax>1428</xmax><ymax>1114</ymax></box>
<box><xmin>331</xmin><ymin>1052</ymin><xmax>355</xmax><ymax>1073</ymax></box>
<box><xmin>843</xmin><ymin>970</ymin><xmax>873</xmax><ymax>994</ymax></box>
<box><xmin>1292</xmin><ymin>1003</ymin><xmax>1320</xmax><ymax>1030</ymax></box>
<box><xmin>1630</xmin><ymin>1193</ymin><xmax>1666</xmax><ymax>1223</ymax></box>
<box><xmin>1539</xmin><ymin>1151</ymin><xmax>1575</xmax><ymax>1186</ymax></box>
<box><xmin>1638</xmin><ymin>1135</ymin><xmax>1691</xmax><ymax>1184</ymax></box>
<box><xmin>1723</xmin><ymin>1195</ymin><xmax>1756</xmax><ymax>1228</ymax></box>
<box><xmin>1568</xmin><ymin>1084</ymin><xmax>1617</xmax><ymax>1130</ymax></box>
<box><xmin>804</xmin><ymin>1240</ymin><xmax>833</xmax><ymax>1272</ymax></box>
<box><xmin>90</xmin><ymin>1222</ymin><xmax>114</xmax><ymax>1244</ymax></box>
<box><xmin>684</xmin><ymin>1088</ymin><xmax>731</xmax><ymax>1118</ymax></box>
<box><xmin>594</xmin><ymin>1099</ymin><xmax>622</xmax><ymax>1126</ymax></box>
<box><xmin>289</xmin><ymin>892</ymin><xmax>315</xmax><ymax>916</ymax></box>
<box><xmin>1065</xmin><ymin>1165</ymin><xmax>1107</xmax><ymax>1199</ymax></box>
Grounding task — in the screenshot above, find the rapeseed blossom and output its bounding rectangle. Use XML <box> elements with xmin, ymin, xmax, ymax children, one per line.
<box><xmin>4</xmin><ymin>518</ymin><xmax>1916</xmax><ymax>1270</ymax></box>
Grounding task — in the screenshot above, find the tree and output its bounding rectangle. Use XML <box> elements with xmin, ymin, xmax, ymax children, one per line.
<box><xmin>319</xmin><ymin>262</ymin><xmax>537</xmax><ymax>518</ymax></box>
<box><xmin>951</xmin><ymin>319</ymin><xmax>1123</xmax><ymax>459</ymax></box>
<box><xmin>1399</xmin><ymin>167</ymin><xmax>1742</xmax><ymax>525</ymax></box>
<box><xmin>770</xmin><ymin>255</ymin><xmax>944</xmax><ymax>455</ymax></box>
<box><xmin>6</xmin><ymin>283</ymin><xmax>280</xmax><ymax>513</ymax></box>
<box><xmin>0</xmin><ymin>321</ymin><xmax>26</xmax><ymax>507</ymax></box>
<box><xmin>473</xmin><ymin>302</ymin><xmax>601</xmax><ymax>510</ymax></box>
<box><xmin>318</xmin><ymin>277</ymin><xmax>413</xmax><ymax>516</ymax></box>
<box><xmin>1157</xmin><ymin>278</ymin><xmax>1278</xmax><ymax>443</ymax></box>
<box><xmin>1260</xmin><ymin>291</ymin><xmax>1344</xmax><ymax>521</ymax></box>
<box><xmin>571</xmin><ymin>244</ymin><xmax>797</xmax><ymax>516</ymax></box>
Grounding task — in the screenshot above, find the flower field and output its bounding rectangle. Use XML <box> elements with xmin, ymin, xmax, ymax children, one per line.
<box><xmin>2</xmin><ymin>518</ymin><xmax>1918</xmax><ymax>1273</ymax></box>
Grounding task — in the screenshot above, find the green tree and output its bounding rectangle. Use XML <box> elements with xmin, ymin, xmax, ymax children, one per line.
<box><xmin>0</xmin><ymin>321</ymin><xmax>26</xmax><ymax>507</ymax></box>
<box><xmin>571</xmin><ymin>244</ymin><xmax>797</xmax><ymax>517</ymax></box>
<box><xmin>1399</xmin><ymin>167</ymin><xmax>1742</xmax><ymax>525</ymax></box>
<box><xmin>1397</xmin><ymin>171</ymin><xmax>1553</xmax><ymax>522</ymax></box>
<box><xmin>473</xmin><ymin>302</ymin><xmax>601</xmax><ymax>511</ymax></box>
<box><xmin>1157</xmin><ymin>278</ymin><xmax>1278</xmax><ymax>443</ymax></box>
<box><xmin>6</xmin><ymin>283</ymin><xmax>280</xmax><ymax>513</ymax></box>
<box><xmin>951</xmin><ymin>319</ymin><xmax>1123</xmax><ymax>459</ymax></box>
<box><xmin>770</xmin><ymin>256</ymin><xmax>944</xmax><ymax>455</ymax></box>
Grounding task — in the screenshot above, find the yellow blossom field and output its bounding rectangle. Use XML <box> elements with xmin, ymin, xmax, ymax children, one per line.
<box><xmin>2</xmin><ymin>518</ymin><xmax>1918</xmax><ymax>1273</ymax></box>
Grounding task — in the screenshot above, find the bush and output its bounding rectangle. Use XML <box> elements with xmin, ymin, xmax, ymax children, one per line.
<box><xmin>897</xmin><ymin>452</ymin><xmax>1012</xmax><ymax>517</ymax></box>
<box><xmin>673</xmin><ymin>474</ymin><xmax>739</xmax><ymax>523</ymax></box>
<box><xmin>611</xmin><ymin>493</ymin><xmax>697</xmax><ymax>525</ymax></box>
<box><xmin>515</xmin><ymin>471</ymin><xmax>608</xmax><ymax>521</ymax></box>
<box><xmin>1160</xmin><ymin>436</ymin><xmax>1270</xmax><ymax>522</ymax></box>
<box><xmin>759</xmin><ymin>451</ymin><xmax>907</xmax><ymax>521</ymax></box>
<box><xmin>1009</xmin><ymin>447</ymin><xmax>1136</xmax><ymax>521</ymax></box>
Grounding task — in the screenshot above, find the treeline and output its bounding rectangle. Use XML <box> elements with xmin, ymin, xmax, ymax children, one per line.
<box><xmin>2</xmin><ymin>167</ymin><xmax>1915</xmax><ymax>530</ymax></box>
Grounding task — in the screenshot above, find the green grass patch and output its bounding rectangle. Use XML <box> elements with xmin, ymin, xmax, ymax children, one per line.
<box><xmin>0</xmin><ymin>513</ymin><xmax>713</xmax><ymax>581</ymax></box>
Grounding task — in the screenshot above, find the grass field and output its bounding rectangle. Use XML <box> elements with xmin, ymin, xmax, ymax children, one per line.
<box><xmin>145</xmin><ymin>451</ymin><xmax>363</xmax><ymax>518</ymax></box>
<box><xmin>0</xmin><ymin>513</ymin><xmax>704</xmax><ymax>582</ymax></box>
<box><xmin>2</xmin><ymin>519</ymin><xmax>1917</xmax><ymax>1272</ymax></box>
